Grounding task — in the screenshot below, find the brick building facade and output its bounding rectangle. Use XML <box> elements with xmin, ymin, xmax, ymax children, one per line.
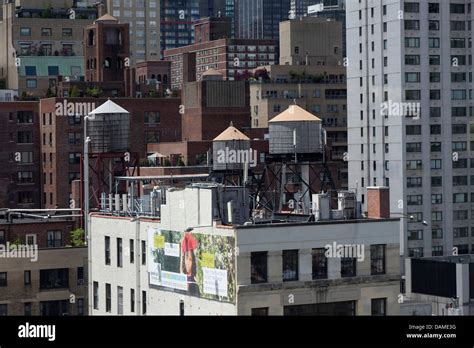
<box><xmin>0</xmin><ymin>102</ymin><xmax>41</xmax><ymax>208</ymax></box>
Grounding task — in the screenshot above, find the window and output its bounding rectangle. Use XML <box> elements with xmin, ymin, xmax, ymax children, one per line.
<box><xmin>451</xmin><ymin>3</ymin><xmax>465</xmax><ymax>13</ymax></box>
<box><xmin>405</xmin><ymin>55</ymin><xmax>420</xmax><ymax>65</ymax></box>
<box><xmin>454</xmin><ymin>227</ymin><xmax>469</xmax><ymax>238</ymax></box>
<box><xmin>429</xmin><ymin>3</ymin><xmax>439</xmax><ymax>13</ymax></box>
<box><xmin>25</xmin><ymin>66</ymin><xmax>37</xmax><ymax>76</ymax></box>
<box><xmin>453</xmin><ymin>210</ymin><xmax>468</xmax><ymax>220</ymax></box>
<box><xmin>117</xmin><ymin>286</ymin><xmax>123</xmax><ymax>315</ymax></box>
<box><xmin>429</xmin><ymin>20</ymin><xmax>439</xmax><ymax>31</ymax></box>
<box><xmin>39</xmin><ymin>269</ymin><xmax>68</xmax><ymax>289</ymax></box>
<box><xmin>454</xmin><ymin>245</ymin><xmax>469</xmax><ymax>255</ymax></box>
<box><xmin>20</xmin><ymin>27</ymin><xmax>31</xmax><ymax>36</ymax></box>
<box><xmin>142</xmin><ymin>291</ymin><xmax>147</xmax><ymax>315</ymax></box>
<box><xmin>77</xmin><ymin>299</ymin><xmax>84</xmax><ymax>316</ymax></box>
<box><xmin>405</xmin><ymin>72</ymin><xmax>420</xmax><ymax>83</ymax></box>
<box><xmin>341</xmin><ymin>258</ymin><xmax>356</xmax><ymax>278</ymax></box>
<box><xmin>370</xmin><ymin>245</ymin><xmax>385</xmax><ymax>275</ymax></box>
<box><xmin>432</xmin><ymin>212</ymin><xmax>443</xmax><ymax>222</ymax></box>
<box><xmin>404</xmin><ymin>2</ymin><xmax>419</xmax><ymax>12</ymax></box>
<box><xmin>62</xmin><ymin>28</ymin><xmax>73</xmax><ymax>37</ymax></box>
<box><xmin>251</xmin><ymin>307</ymin><xmax>269</xmax><ymax>316</ymax></box>
<box><xmin>141</xmin><ymin>240</ymin><xmax>146</xmax><ymax>265</ymax></box>
<box><xmin>17</xmin><ymin>111</ymin><xmax>33</xmax><ymax>124</ymax></box>
<box><xmin>406</xmin><ymin>125</ymin><xmax>421</xmax><ymax>135</ymax></box>
<box><xmin>18</xmin><ymin>131</ymin><xmax>33</xmax><ymax>143</ymax></box>
<box><xmin>432</xmin><ymin>246</ymin><xmax>443</xmax><ymax>257</ymax></box>
<box><xmin>451</xmin><ymin>21</ymin><xmax>466</xmax><ymax>31</ymax></box>
<box><xmin>430</xmin><ymin>125</ymin><xmax>441</xmax><ymax>135</ymax></box>
<box><xmin>407</xmin><ymin>195</ymin><xmax>423</xmax><ymax>206</ymax></box>
<box><xmin>405</xmin><ymin>37</ymin><xmax>420</xmax><ymax>48</ymax></box>
<box><xmin>430</xmin><ymin>90</ymin><xmax>440</xmax><ymax>100</ymax></box>
<box><xmin>453</xmin><ymin>176</ymin><xmax>468</xmax><ymax>187</ymax></box>
<box><xmin>405</xmin><ymin>90</ymin><xmax>421</xmax><ymax>100</ymax></box>
<box><xmin>24</xmin><ymin>303</ymin><xmax>32</xmax><ymax>316</ymax></box>
<box><xmin>407</xmin><ymin>177</ymin><xmax>422</xmax><ymax>188</ymax></box>
<box><xmin>47</xmin><ymin>230</ymin><xmax>62</xmax><ymax>247</ymax></box>
<box><xmin>431</xmin><ymin>194</ymin><xmax>442</xmax><ymax>204</ymax></box>
<box><xmin>431</xmin><ymin>159</ymin><xmax>442</xmax><ymax>169</ymax></box>
<box><xmin>452</xmin><ymin>107</ymin><xmax>467</xmax><ymax>117</ymax></box>
<box><xmin>430</xmin><ymin>74</ymin><xmax>441</xmax><ymax>83</ymax></box>
<box><xmin>130</xmin><ymin>289</ymin><xmax>135</xmax><ymax>313</ymax></box>
<box><xmin>0</xmin><ymin>304</ymin><xmax>7</xmax><ymax>316</ymax></box>
<box><xmin>26</xmin><ymin>79</ymin><xmax>37</xmax><ymax>89</ymax></box>
<box><xmin>77</xmin><ymin>267</ymin><xmax>84</xmax><ymax>284</ymax></box>
<box><xmin>0</xmin><ymin>272</ymin><xmax>7</xmax><ymax>287</ymax></box>
<box><xmin>406</xmin><ymin>143</ymin><xmax>421</xmax><ymax>153</ymax></box>
<box><xmin>117</xmin><ymin>238</ymin><xmax>123</xmax><ymax>268</ymax></box>
<box><xmin>429</xmin><ymin>37</ymin><xmax>440</xmax><ymax>48</ymax></box>
<box><xmin>145</xmin><ymin>131</ymin><xmax>160</xmax><ymax>143</ymax></box>
<box><xmin>41</xmin><ymin>28</ymin><xmax>52</xmax><ymax>36</ymax></box>
<box><xmin>312</xmin><ymin>248</ymin><xmax>327</xmax><ymax>280</ymax></box>
<box><xmin>452</xmin><ymin>124</ymin><xmax>467</xmax><ymax>134</ymax></box>
<box><xmin>404</xmin><ymin>20</ymin><xmax>419</xmax><ymax>30</ymax></box>
<box><xmin>106</xmin><ymin>283</ymin><xmax>111</xmax><ymax>313</ymax></box>
<box><xmin>408</xmin><ymin>248</ymin><xmax>424</xmax><ymax>258</ymax></box>
<box><xmin>371</xmin><ymin>298</ymin><xmax>387</xmax><ymax>316</ymax></box>
<box><xmin>24</xmin><ymin>270</ymin><xmax>31</xmax><ymax>285</ymax></box>
<box><xmin>282</xmin><ymin>250</ymin><xmax>298</xmax><ymax>282</ymax></box>
<box><xmin>105</xmin><ymin>236</ymin><xmax>111</xmax><ymax>265</ymax></box>
<box><xmin>251</xmin><ymin>251</ymin><xmax>267</xmax><ymax>284</ymax></box>
<box><xmin>452</xmin><ymin>90</ymin><xmax>467</xmax><ymax>100</ymax></box>
<box><xmin>408</xmin><ymin>230</ymin><xmax>423</xmax><ymax>241</ymax></box>
<box><xmin>144</xmin><ymin>111</ymin><xmax>160</xmax><ymax>124</ymax></box>
<box><xmin>429</xmin><ymin>55</ymin><xmax>440</xmax><ymax>65</ymax></box>
<box><xmin>48</xmin><ymin>66</ymin><xmax>59</xmax><ymax>76</ymax></box>
<box><xmin>69</xmin><ymin>153</ymin><xmax>81</xmax><ymax>165</ymax></box>
<box><xmin>432</xmin><ymin>229</ymin><xmax>443</xmax><ymax>239</ymax></box>
<box><xmin>406</xmin><ymin>160</ymin><xmax>422</xmax><ymax>170</ymax></box>
<box><xmin>431</xmin><ymin>142</ymin><xmax>441</xmax><ymax>152</ymax></box>
<box><xmin>130</xmin><ymin>239</ymin><xmax>134</xmax><ymax>263</ymax></box>
<box><xmin>0</xmin><ymin>231</ymin><xmax>4</xmax><ymax>244</ymax></box>
<box><xmin>93</xmin><ymin>282</ymin><xmax>99</xmax><ymax>310</ymax></box>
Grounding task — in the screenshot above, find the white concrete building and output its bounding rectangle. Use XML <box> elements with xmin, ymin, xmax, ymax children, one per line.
<box><xmin>346</xmin><ymin>0</ymin><xmax>474</xmax><ymax>260</ymax></box>
<box><xmin>89</xmin><ymin>184</ymin><xmax>401</xmax><ymax>315</ymax></box>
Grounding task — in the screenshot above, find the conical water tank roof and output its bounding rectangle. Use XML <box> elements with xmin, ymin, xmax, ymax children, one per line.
<box><xmin>213</xmin><ymin>123</ymin><xmax>251</xmax><ymax>171</ymax></box>
<box><xmin>87</xmin><ymin>100</ymin><xmax>130</xmax><ymax>153</ymax></box>
<box><xmin>269</xmin><ymin>105</ymin><xmax>323</xmax><ymax>155</ymax></box>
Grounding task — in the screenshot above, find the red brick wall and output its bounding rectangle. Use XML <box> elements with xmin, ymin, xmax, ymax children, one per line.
<box><xmin>367</xmin><ymin>187</ymin><xmax>390</xmax><ymax>219</ymax></box>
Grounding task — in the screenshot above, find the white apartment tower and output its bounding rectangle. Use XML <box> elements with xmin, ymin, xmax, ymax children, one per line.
<box><xmin>347</xmin><ymin>0</ymin><xmax>474</xmax><ymax>260</ymax></box>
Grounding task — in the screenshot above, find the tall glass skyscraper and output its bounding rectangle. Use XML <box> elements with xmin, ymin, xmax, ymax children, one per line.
<box><xmin>160</xmin><ymin>0</ymin><xmax>200</xmax><ymax>53</ymax></box>
<box><xmin>235</xmin><ymin>0</ymin><xmax>290</xmax><ymax>40</ymax></box>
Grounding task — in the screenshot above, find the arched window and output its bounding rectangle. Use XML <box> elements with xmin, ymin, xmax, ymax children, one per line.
<box><xmin>151</xmin><ymin>74</ymin><xmax>156</xmax><ymax>79</ymax></box>
<box><xmin>163</xmin><ymin>75</ymin><xmax>168</xmax><ymax>85</ymax></box>
<box><xmin>93</xmin><ymin>58</ymin><xmax>97</xmax><ymax>69</ymax></box>
<box><xmin>104</xmin><ymin>57</ymin><xmax>112</xmax><ymax>68</ymax></box>
<box><xmin>157</xmin><ymin>74</ymin><xmax>162</xmax><ymax>82</ymax></box>
<box><xmin>87</xmin><ymin>60</ymin><xmax>90</xmax><ymax>69</ymax></box>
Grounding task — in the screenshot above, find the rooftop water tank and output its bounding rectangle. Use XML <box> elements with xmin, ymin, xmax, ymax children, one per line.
<box><xmin>269</xmin><ymin>105</ymin><xmax>322</xmax><ymax>155</ymax></box>
<box><xmin>213</xmin><ymin>123</ymin><xmax>251</xmax><ymax>171</ymax></box>
<box><xmin>87</xmin><ymin>99</ymin><xmax>130</xmax><ymax>153</ymax></box>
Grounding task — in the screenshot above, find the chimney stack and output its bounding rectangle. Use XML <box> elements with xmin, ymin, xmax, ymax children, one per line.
<box><xmin>367</xmin><ymin>187</ymin><xmax>390</xmax><ymax>219</ymax></box>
